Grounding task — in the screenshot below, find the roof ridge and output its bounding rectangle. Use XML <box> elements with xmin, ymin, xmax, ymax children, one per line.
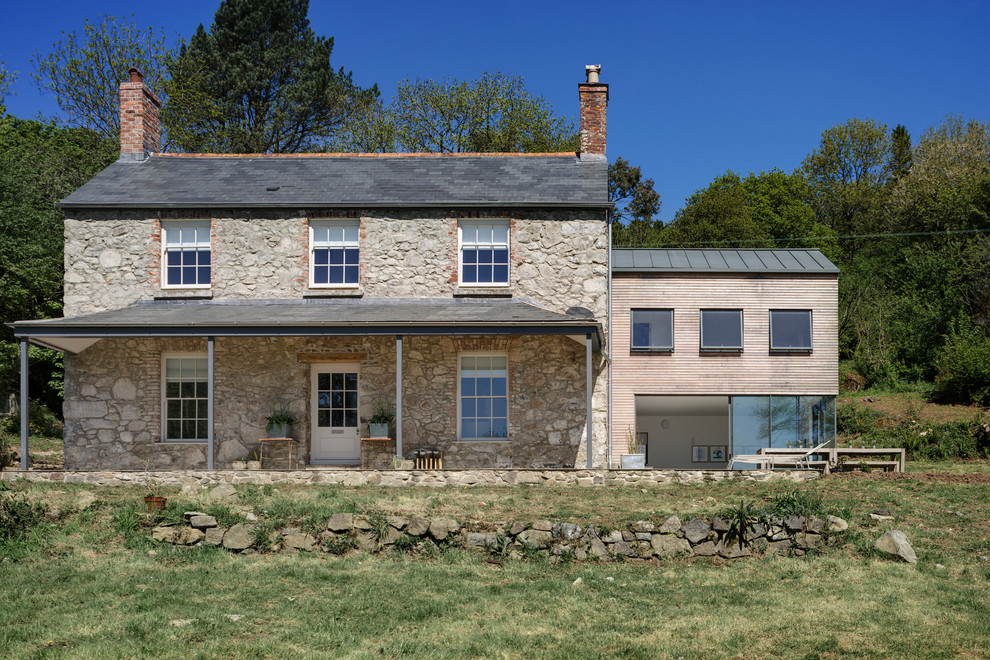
<box><xmin>152</xmin><ymin>152</ymin><xmax>579</xmax><ymax>159</ymax></box>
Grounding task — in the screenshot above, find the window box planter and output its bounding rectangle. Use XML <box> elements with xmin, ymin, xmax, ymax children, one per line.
<box><xmin>620</xmin><ymin>454</ymin><xmax>646</xmax><ymax>469</ymax></box>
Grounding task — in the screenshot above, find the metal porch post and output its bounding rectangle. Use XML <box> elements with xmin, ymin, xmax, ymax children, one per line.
<box><xmin>586</xmin><ymin>332</ymin><xmax>593</xmax><ymax>469</ymax></box>
<box><xmin>396</xmin><ymin>335</ymin><xmax>403</xmax><ymax>461</ymax></box>
<box><xmin>20</xmin><ymin>337</ymin><xmax>29</xmax><ymax>470</ymax></box>
<box><xmin>207</xmin><ymin>336</ymin><xmax>215</xmax><ymax>470</ymax></box>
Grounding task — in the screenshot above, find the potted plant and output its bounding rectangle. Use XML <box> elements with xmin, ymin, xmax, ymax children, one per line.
<box><xmin>620</xmin><ymin>426</ymin><xmax>647</xmax><ymax>469</ymax></box>
<box><xmin>368</xmin><ymin>399</ymin><xmax>395</xmax><ymax>438</ymax></box>
<box><xmin>265</xmin><ymin>399</ymin><xmax>296</xmax><ymax>438</ymax></box>
<box><xmin>247</xmin><ymin>448</ymin><xmax>263</xmax><ymax>470</ymax></box>
<box><xmin>231</xmin><ymin>456</ymin><xmax>247</xmax><ymax>471</ymax></box>
<box><xmin>143</xmin><ymin>480</ymin><xmax>167</xmax><ymax>512</ymax></box>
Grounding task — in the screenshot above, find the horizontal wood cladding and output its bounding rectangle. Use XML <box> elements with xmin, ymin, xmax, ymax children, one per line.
<box><xmin>610</xmin><ymin>273</ymin><xmax>838</xmax><ymax>465</ymax></box>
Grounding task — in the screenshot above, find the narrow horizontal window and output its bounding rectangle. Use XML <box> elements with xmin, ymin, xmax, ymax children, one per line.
<box><xmin>631</xmin><ymin>309</ymin><xmax>673</xmax><ymax>351</ymax></box>
<box><xmin>770</xmin><ymin>310</ymin><xmax>812</xmax><ymax>351</ymax></box>
<box><xmin>700</xmin><ymin>309</ymin><xmax>743</xmax><ymax>351</ymax></box>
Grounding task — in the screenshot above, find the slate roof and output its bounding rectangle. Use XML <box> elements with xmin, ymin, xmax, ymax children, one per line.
<box><xmin>611</xmin><ymin>249</ymin><xmax>839</xmax><ymax>274</ymax></box>
<box><xmin>57</xmin><ymin>153</ymin><xmax>609</xmax><ymax>209</ymax></box>
<box><xmin>11</xmin><ymin>298</ymin><xmax>601</xmax><ymax>339</ymax></box>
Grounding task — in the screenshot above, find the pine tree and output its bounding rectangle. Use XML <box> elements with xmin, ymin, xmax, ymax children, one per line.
<box><xmin>166</xmin><ymin>0</ymin><xmax>376</xmax><ymax>153</ymax></box>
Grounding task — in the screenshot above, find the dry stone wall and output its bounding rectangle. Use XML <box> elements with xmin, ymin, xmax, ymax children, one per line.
<box><xmin>150</xmin><ymin>510</ymin><xmax>846</xmax><ymax>561</ymax></box>
<box><xmin>2</xmin><ymin>468</ymin><xmax>819</xmax><ymax>488</ymax></box>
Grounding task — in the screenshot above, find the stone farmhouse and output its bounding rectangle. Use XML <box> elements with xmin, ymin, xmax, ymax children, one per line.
<box><xmin>11</xmin><ymin>67</ymin><xmax>611</xmax><ymax>471</ymax></box>
<box><xmin>10</xmin><ymin>66</ymin><xmax>839</xmax><ymax>473</ymax></box>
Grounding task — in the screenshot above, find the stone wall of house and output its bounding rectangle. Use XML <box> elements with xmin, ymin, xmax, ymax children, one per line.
<box><xmin>63</xmin><ymin>210</ymin><xmax>608</xmax><ymax>320</ymax></box>
<box><xmin>62</xmin><ymin>333</ymin><xmax>605</xmax><ymax>470</ymax></box>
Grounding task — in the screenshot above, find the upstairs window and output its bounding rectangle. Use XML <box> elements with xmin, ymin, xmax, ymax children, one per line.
<box><xmin>700</xmin><ymin>309</ymin><xmax>743</xmax><ymax>351</ymax></box>
<box><xmin>163</xmin><ymin>222</ymin><xmax>211</xmax><ymax>288</ymax></box>
<box><xmin>770</xmin><ymin>310</ymin><xmax>813</xmax><ymax>352</ymax></box>
<box><xmin>631</xmin><ymin>309</ymin><xmax>674</xmax><ymax>351</ymax></box>
<box><xmin>311</xmin><ymin>221</ymin><xmax>359</xmax><ymax>287</ymax></box>
<box><xmin>459</xmin><ymin>221</ymin><xmax>509</xmax><ymax>286</ymax></box>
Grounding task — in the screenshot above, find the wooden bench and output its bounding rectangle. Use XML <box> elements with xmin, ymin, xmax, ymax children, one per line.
<box><xmin>836</xmin><ymin>460</ymin><xmax>899</xmax><ymax>472</ymax></box>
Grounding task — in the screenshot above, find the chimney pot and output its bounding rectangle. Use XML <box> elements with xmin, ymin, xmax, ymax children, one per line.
<box><xmin>128</xmin><ymin>67</ymin><xmax>143</xmax><ymax>83</ymax></box>
<box><xmin>585</xmin><ymin>64</ymin><xmax>601</xmax><ymax>84</ymax></box>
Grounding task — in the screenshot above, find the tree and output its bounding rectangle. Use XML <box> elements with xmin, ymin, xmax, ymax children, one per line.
<box><xmin>800</xmin><ymin>118</ymin><xmax>892</xmax><ymax>246</ymax></box>
<box><xmin>0</xmin><ymin>115</ymin><xmax>117</xmax><ymax>411</ymax></box>
<box><xmin>167</xmin><ymin>0</ymin><xmax>376</xmax><ymax>153</ymax></box>
<box><xmin>362</xmin><ymin>72</ymin><xmax>579</xmax><ymax>154</ymax></box>
<box><xmin>658</xmin><ymin>170</ymin><xmax>834</xmax><ymax>250</ymax></box>
<box><xmin>889</xmin><ymin>124</ymin><xmax>913</xmax><ymax>181</ymax></box>
<box><xmin>609</xmin><ymin>157</ymin><xmax>662</xmax><ymax>246</ymax></box>
<box><xmin>0</xmin><ymin>61</ymin><xmax>14</xmax><ymax>113</ymax></box>
<box><xmin>31</xmin><ymin>14</ymin><xmax>176</xmax><ymax>141</ymax></box>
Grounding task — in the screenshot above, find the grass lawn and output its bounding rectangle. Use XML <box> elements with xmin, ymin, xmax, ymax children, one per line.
<box><xmin>2</xmin><ymin>465</ymin><xmax>989</xmax><ymax>658</ymax></box>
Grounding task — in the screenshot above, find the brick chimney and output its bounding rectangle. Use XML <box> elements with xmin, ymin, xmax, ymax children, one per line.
<box><xmin>578</xmin><ymin>65</ymin><xmax>608</xmax><ymax>159</ymax></box>
<box><xmin>119</xmin><ymin>67</ymin><xmax>161</xmax><ymax>161</ymax></box>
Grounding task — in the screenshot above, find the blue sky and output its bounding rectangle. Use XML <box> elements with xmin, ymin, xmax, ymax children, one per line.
<box><xmin>2</xmin><ymin>0</ymin><xmax>988</xmax><ymax>217</ymax></box>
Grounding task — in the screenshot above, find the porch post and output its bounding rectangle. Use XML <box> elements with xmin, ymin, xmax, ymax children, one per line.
<box><xmin>20</xmin><ymin>337</ymin><xmax>29</xmax><ymax>470</ymax></box>
<box><xmin>395</xmin><ymin>335</ymin><xmax>403</xmax><ymax>460</ymax></box>
<box><xmin>207</xmin><ymin>336</ymin><xmax>215</xmax><ymax>470</ymax></box>
<box><xmin>586</xmin><ymin>332</ymin><xmax>593</xmax><ymax>469</ymax></box>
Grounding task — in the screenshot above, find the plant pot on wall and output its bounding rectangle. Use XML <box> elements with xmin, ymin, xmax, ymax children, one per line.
<box><xmin>620</xmin><ymin>454</ymin><xmax>646</xmax><ymax>469</ymax></box>
<box><xmin>267</xmin><ymin>423</ymin><xmax>292</xmax><ymax>439</ymax></box>
<box><xmin>369</xmin><ymin>423</ymin><xmax>389</xmax><ymax>438</ymax></box>
<box><xmin>246</xmin><ymin>460</ymin><xmax>262</xmax><ymax>470</ymax></box>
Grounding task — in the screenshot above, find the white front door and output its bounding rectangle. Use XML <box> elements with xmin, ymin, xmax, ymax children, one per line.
<box><xmin>310</xmin><ymin>364</ymin><xmax>361</xmax><ymax>464</ymax></box>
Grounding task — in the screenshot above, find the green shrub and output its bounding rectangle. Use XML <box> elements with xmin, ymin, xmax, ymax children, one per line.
<box><xmin>932</xmin><ymin>318</ymin><xmax>990</xmax><ymax>405</ymax></box>
<box><xmin>837</xmin><ymin>404</ymin><xmax>885</xmax><ymax>436</ymax></box>
<box><xmin>0</xmin><ymin>494</ymin><xmax>47</xmax><ymax>541</ymax></box>
<box><xmin>0</xmin><ymin>400</ymin><xmax>63</xmax><ymax>437</ymax></box>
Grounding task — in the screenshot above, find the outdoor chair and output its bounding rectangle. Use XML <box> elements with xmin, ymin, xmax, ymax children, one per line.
<box><xmin>727</xmin><ymin>441</ymin><xmax>831</xmax><ymax>470</ymax></box>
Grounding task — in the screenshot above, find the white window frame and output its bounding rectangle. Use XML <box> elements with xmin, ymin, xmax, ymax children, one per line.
<box><xmin>161</xmin><ymin>353</ymin><xmax>209</xmax><ymax>443</ymax></box>
<box><xmin>309</xmin><ymin>220</ymin><xmax>360</xmax><ymax>288</ymax></box>
<box><xmin>161</xmin><ymin>220</ymin><xmax>211</xmax><ymax>290</ymax></box>
<box><xmin>458</xmin><ymin>220</ymin><xmax>510</xmax><ymax>287</ymax></box>
<box><xmin>457</xmin><ymin>352</ymin><xmax>510</xmax><ymax>442</ymax></box>
<box><xmin>700</xmin><ymin>309</ymin><xmax>744</xmax><ymax>352</ymax></box>
<box><xmin>630</xmin><ymin>309</ymin><xmax>674</xmax><ymax>352</ymax></box>
<box><xmin>770</xmin><ymin>309</ymin><xmax>813</xmax><ymax>353</ymax></box>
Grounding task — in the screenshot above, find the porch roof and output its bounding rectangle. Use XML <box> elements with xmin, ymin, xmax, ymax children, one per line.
<box><xmin>10</xmin><ymin>298</ymin><xmax>602</xmax><ymax>353</ymax></box>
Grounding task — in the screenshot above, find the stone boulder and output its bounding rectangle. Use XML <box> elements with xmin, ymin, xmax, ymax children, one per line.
<box><xmin>223</xmin><ymin>523</ymin><xmax>257</xmax><ymax>551</ymax></box>
<box><xmin>874</xmin><ymin>530</ymin><xmax>917</xmax><ymax>564</ymax></box>
<box><xmin>326</xmin><ymin>513</ymin><xmax>355</xmax><ymax>532</ymax></box>
<box><xmin>175</xmin><ymin>527</ymin><xmax>205</xmax><ymax>545</ymax></box>
<box><xmin>429</xmin><ymin>518</ymin><xmax>460</xmax><ymax>541</ymax></box>
<box><xmin>152</xmin><ymin>526</ymin><xmax>178</xmax><ymax>543</ymax></box>
<box><xmin>651</xmin><ymin>534</ymin><xmax>691</xmax><ymax>557</ymax></box>
<box><xmin>189</xmin><ymin>515</ymin><xmax>218</xmax><ymax>529</ymax></box>
<box><xmin>517</xmin><ymin>529</ymin><xmax>553</xmax><ymax>548</ymax></box>
<box><xmin>827</xmin><ymin>515</ymin><xmax>849</xmax><ymax>532</ymax></box>
<box><xmin>683</xmin><ymin>519</ymin><xmax>711</xmax><ymax>544</ymax></box>
<box><xmin>205</xmin><ymin>527</ymin><xmax>226</xmax><ymax>546</ymax></box>
<box><xmin>283</xmin><ymin>533</ymin><xmax>317</xmax><ymax>552</ymax></box>
<box><xmin>658</xmin><ymin>516</ymin><xmax>681</xmax><ymax>534</ymax></box>
<box><xmin>207</xmin><ymin>484</ymin><xmax>238</xmax><ymax>501</ymax></box>
<box><xmin>405</xmin><ymin>517</ymin><xmax>430</xmax><ymax>537</ymax></box>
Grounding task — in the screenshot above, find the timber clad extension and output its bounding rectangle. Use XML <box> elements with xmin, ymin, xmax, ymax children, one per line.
<box><xmin>610</xmin><ymin>249</ymin><xmax>839</xmax><ymax>469</ymax></box>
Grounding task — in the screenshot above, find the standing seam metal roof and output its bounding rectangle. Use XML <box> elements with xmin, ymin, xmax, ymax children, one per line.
<box><xmin>611</xmin><ymin>249</ymin><xmax>839</xmax><ymax>274</ymax></box>
<box><xmin>57</xmin><ymin>153</ymin><xmax>610</xmax><ymax>209</ymax></box>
